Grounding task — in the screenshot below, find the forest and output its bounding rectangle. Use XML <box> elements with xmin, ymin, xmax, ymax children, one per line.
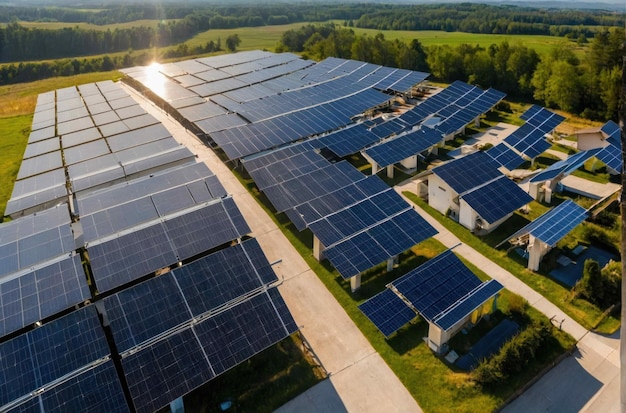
<box><xmin>1</xmin><ymin>3</ymin><xmax>625</xmax><ymax>62</ymax></box>
<box><xmin>276</xmin><ymin>24</ymin><xmax>623</xmax><ymax>121</ymax></box>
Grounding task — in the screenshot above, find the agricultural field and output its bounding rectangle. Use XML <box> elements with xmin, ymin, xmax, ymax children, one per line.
<box><xmin>0</xmin><ymin>19</ymin><xmax>178</xmax><ymax>31</ymax></box>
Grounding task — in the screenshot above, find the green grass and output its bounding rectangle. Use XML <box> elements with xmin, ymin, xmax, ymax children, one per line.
<box><xmin>402</xmin><ymin>192</ymin><xmax>619</xmax><ymax>334</ymax></box>
<box><xmin>0</xmin><ymin>115</ymin><xmax>33</xmax><ymax>218</ymax></box>
<box><xmin>181</xmin><ymin>335</ymin><xmax>324</xmax><ymax>413</ymax></box>
<box><xmin>231</xmin><ymin>168</ymin><xmax>576</xmax><ymax>413</ymax></box>
<box><xmin>2</xmin><ymin>19</ymin><xmax>179</xmax><ymax>31</ymax></box>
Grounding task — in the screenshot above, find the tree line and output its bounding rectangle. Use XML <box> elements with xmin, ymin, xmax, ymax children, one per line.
<box><xmin>276</xmin><ymin>24</ymin><xmax>623</xmax><ymax>121</ymax></box>
<box><xmin>0</xmin><ymin>3</ymin><xmax>623</xmax><ymax>62</ymax></box>
<box><xmin>0</xmin><ymin>33</ymin><xmax>242</xmax><ymax>85</ymax></box>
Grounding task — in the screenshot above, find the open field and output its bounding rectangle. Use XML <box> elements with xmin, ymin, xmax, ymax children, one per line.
<box><xmin>1</xmin><ymin>19</ymin><xmax>179</xmax><ymax>31</ymax></box>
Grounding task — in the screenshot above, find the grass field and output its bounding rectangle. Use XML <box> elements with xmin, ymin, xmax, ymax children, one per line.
<box><xmin>1</xmin><ymin>19</ymin><xmax>179</xmax><ymax>31</ymax></box>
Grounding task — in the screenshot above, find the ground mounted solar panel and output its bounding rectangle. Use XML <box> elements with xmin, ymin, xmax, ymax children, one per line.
<box><xmin>391</xmin><ymin>249</ymin><xmax>482</xmax><ymax>321</ymax></box>
<box><xmin>529</xmin><ymin>149</ymin><xmax>600</xmax><ymax>183</ymax></box>
<box><xmin>364</xmin><ymin>128</ymin><xmax>442</xmax><ymax>168</ymax></box>
<box><xmin>358</xmin><ymin>288</ymin><xmax>417</xmax><ymax>337</ymax></box>
<box><xmin>506</xmin><ymin>199</ymin><xmax>587</xmax><ymax>247</ymax></box>
<box><xmin>0</xmin><ymin>254</ymin><xmax>90</xmax><ymax>338</ymax></box>
<box><xmin>103</xmin><ymin>274</ymin><xmax>192</xmax><ymax>352</ymax></box>
<box><xmin>485</xmin><ymin>143</ymin><xmax>525</xmax><ymax>170</ymax></box>
<box><xmin>173</xmin><ymin>239</ymin><xmax>278</xmax><ymax>317</ymax></box>
<box><xmin>434</xmin><ymin>279</ymin><xmax>503</xmax><ymax>330</ymax></box>
<box><xmin>596</xmin><ymin>144</ymin><xmax>622</xmax><ymax>173</ymax></box>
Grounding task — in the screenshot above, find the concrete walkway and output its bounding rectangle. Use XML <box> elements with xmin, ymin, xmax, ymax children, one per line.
<box><xmin>395</xmin><ymin>180</ymin><xmax>619</xmax><ymax>412</ymax></box>
<box><xmin>123</xmin><ymin>84</ymin><xmax>422</xmax><ymax>413</ymax></box>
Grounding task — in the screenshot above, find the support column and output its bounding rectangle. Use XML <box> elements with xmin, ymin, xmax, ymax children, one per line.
<box><xmin>313</xmin><ymin>236</ymin><xmax>324</xmax><ymax>261</ymax></box>
<box><xmin>386</xmin><ymin>255</ymin><xmax>399</xmax><ymax>272</ymax></box>
<box><xmin>527</xmin><ymin>237</ymin><xmax>545</xmax><ymax>271</ymax></box>
<box><xmin>474</xmin><ymin>117</ymin><xmax>480</xmax><ymax>128</ymax></box>
<box><xmin>371</xmin><ymin>162</ymin><xmax>379</xmax><ymax>175</ymax></box>
<box><xmin>386</xmin><ymin>165</ymin><xmax>394</xmax><ymax>179</ymax></box>
<box><xmin>350</xmin><ymin>274</ymin><xmax>362</xmax><ymax>292</ymax></box>
<box><xmin>170</xmin><ymin>397</ymin><xmax>184</xmax><ymax>413</ymax></box>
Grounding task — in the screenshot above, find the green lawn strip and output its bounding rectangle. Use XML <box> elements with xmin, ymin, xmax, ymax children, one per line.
<box><xmin>0</xmin><ymin>115</ymin><xmax>33</xmax><ymax>218</ymax></box>
<box><xmin>181</xmin><ymin>335</ymin><xmax>324</xmax><ymax>413</ymax></box>
<box><xmin>233</xmin><ymin>170</ymin><xmax>576</xmax><ymax>413</ymax></box>
<box><xmin>402</xmin><ymin>192</ymin><xmax>614</xmax><ymax>333</ymax></box>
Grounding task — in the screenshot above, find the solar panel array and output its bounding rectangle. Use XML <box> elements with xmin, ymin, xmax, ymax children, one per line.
<box><xmin>2</xmin><ymin>80</ymin><xmax>299</xmax><ymax>413</ymax></box>
<box><xmin>359</xmin><ymin>250</ymin><xmax>503</xmax><ymax>337</ymax></box>
<box><xmin>123</xmin><ymin>51</ymin><xmax>431</xmax><ymax>161</ymax></box>
<box><xmin>242</xmin><ymin>142</ymin><xmax>437</xmax><ymax>279</ymax></box>
<box><xmin>485</xmin><ymin>105</ymin><xmax>564</xmax><ymax>169</ymax></box>
<box><xmin>359</xmin><ymin>250</ymin><xmax>503</xmax><ymax>336</ymax></box>
<box><xmin>460</xmin><ymin>176</ymin><xmax>533</xmax><ymax>224</ymax></box>
<box><xmin>506</xmin><ymin>199</ymin><xmax>587</xmax><ymax>247</ymax></box>
<box><xmin>364</xmin><ymin>127</ymin><xmax>443</xmax><ymax>168</ymax></box>
<box><xmin>6</xmin><ymin>81</ymin><xmax>198</xmax><ymax>217</ymax></box>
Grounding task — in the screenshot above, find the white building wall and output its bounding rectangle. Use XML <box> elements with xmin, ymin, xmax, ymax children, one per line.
<box><xmin>428</xmin><ymin>174</ymin><xmax>459</xmax><ymax>218</ymax></box>
<box><xmin>459</xmin><ymin>199</ymin><xmax>477</xmax><ymax>230</ymax></box>
<box><xmin>400</xmin><ymin>155</ymin><xmax>418</xmax><ymax>169</ymax></box>
<box><xmin>577</xmin><ymin>132</ymin><xmax>606</xmax><ymax>151</ymax></box>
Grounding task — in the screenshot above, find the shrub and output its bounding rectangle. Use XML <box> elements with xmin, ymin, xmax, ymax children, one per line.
<box><xmin>575</xmin><ymin>259</ymin><xmax>622</xmax><ymax>309</ymax></box>
<box><xmin>472</xmin><ymin>320</ymin><xmax>551</xmax><ymax>384</ymax></box>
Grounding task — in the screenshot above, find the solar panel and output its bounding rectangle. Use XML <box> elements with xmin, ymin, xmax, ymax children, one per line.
<box><xmin>601</xmin><ymin>120</ymin><xmax>620</xmax><ymax>146</ymax></box>
<box><xmin>506</xmin><ymin>199</ymin><xmax>587</xmax><ymax>247</ymax></box>
<box><xmin>529</xmin><ymin>149</ymin><xmax>600</xmax><ymax>183</ymax></box>
<box><xmin>390</xmin><ymin>250</ymin><xmax>480</xmax><ymax>322</ymax></box>
<box><xmin>364</xmin><ymin>127</ymin><xmax>442</xmax><ymax>168</ymax></box>
<box><xmin>324</xmin><ymin>209</ymin><xmax>437</xmax><ymax>279</ymax></box>
<box><xmin>122</xmin><ymin>327</ymin><xmax>214</xmax><ymax>413</ymax></box>
<box><xmin>485</xmin><ymin>143</ymin><xmax>525</xmax><ymax>170</ymax></box>
<box><xmin>0</xmin><ymin>255</ymin><xmax>90</xmax><ymax>338</ymax></box>
<box><xmin>163</xmin><ymin>199</ymin><xmax>250</xmax><ymax>261</ymax></box>
<box><xmin>31</xmin><ymin>306</ymin><xmax>110</xmax><ymax>385</ymax></box>
<box><xmin>320</xmin><ymin>124</ymin><xmax>378</xmax><ymax>157</ymax></box>
<box><xmin>23</xmin><ymin>138</ymin><xmax>60</xmax><ymax>159</ymax></box>
<box><xmin>173</xmin><ymin>239</ymin><xmax>278</xmax><ymax>317</ymax></box>
<box><xmin>358</xmin><ymin>288</ymin><xmax>417</xmax><ymax>337</ymax></box>
<box><xmin>596</xmin><ymin>144</ymin><xmax>622</xmax><ymax>173</ymax></box>
<box><xmin>103</xmin><ymin>274</ymin><xmax>192</xmax><ymax>352</ymax></box>
<box><xmin>434</xmin><ymin>279</ymin><xmax>503</xmax><ymax>330</ymax></box>
<box><xmin>460</xmin><ymin>176</ymin><xmax>533</xmax><ymax>224</ymax></box>
<box><xmin>16</xmin><ymin>151</ymin><xmax>63</xmax><ymax>180</ymax></box>
<box><xmin>432</xmin><ymin>151</ymin><xmax>502</xmax><ymax>194</ymax></box>
<box><xmin>0</xmin><ymin>333</ymin><xmax>34</xmax><ymax>406</ymax></box>
<box><xmin>520</xmin><ymin>138</ymin><xmax>551</xmax><ymax>159</ymax></box>
<box><xmin>88</xmin><ymin>223</ymin><xmax>178</xmax><ymax>293</ymax></box>
<box><xmin>193</xmin><ymin>289</ymin><xmax>298</xmax><ymax>376</ymax></box>
<box><xmin>248</xmin><ymin>150</ymin><xmax>329</xmax><ymax>190</ymax></box>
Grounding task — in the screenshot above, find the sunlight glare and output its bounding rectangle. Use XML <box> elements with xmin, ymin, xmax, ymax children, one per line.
<box><xmin>144</xmin><ymin>62</ymin><xmax>167</xmax><ymax>98</ymax></box>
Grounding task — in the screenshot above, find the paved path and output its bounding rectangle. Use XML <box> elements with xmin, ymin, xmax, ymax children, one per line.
<box><xmin>123</xmin><ymin>84</ymin><xmax>422</xmax><ymax>413</ymax></box>
<box><xmin>395</xmin><ymin>180</ymin><xmax>619</xmax><ymax>412</ymax></box>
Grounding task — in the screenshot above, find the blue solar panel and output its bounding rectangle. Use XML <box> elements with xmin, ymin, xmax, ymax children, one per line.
<box><xmin>321</xmin><ymin>124</ymin><xmax>379</xmax><ymax>157</ymax></box>
<box><xmin>193</xmin><ymin>289</ymin><xmax>298</xmax><ymax>376</ymax></box>
<box><xmin>370</xmin><ymin>119</ymin><xmax>407</xmax><ymax>139</ymax></box>
<box><xmin>0</xmin><ymin>254</ymin><xmax>90</xmax><ymax>338</ymax></box>
<box><xmin>521</xmin><ymin>138</ymin><xmax>552</xmax><ymax>159</ymax></box>
<box><xmin>434</xmin><ymin>279</ymin><xmax>503</xmax><ymax>330</ymax></box>
<box><xmin>163</xmin><ymin>199</ymin><xmax>250</xmax><ymax>261</ymax></box>
<box><xmin>364</xmin><ymin>127</ymin><xmax>442</xmax><ymax>168</ymax></box>
<box><xmin>173</xmin><ymin>239</ymin><xmax>277</xmax><ymax>317</ymax></box>
<box><xmin>0</xmin><ymin>334</ymin><xmax>34</xmax><ymax>406</ymax></box>
<box><xmin>596</xmin><ymin>144</ymin><xmax>622</xmax><ymax>173</ymax></box>
<box><xmin>460</xmin><ymin>176</ymin><xmax>532</xmax><ymax>224</ymax></box>
<box><xmin>432</xmin><ymin>151</ymin><xmax>502</xmax><ymax>194</ymax></box>
<box><xmin>103</xmin><ymin>274</ymin><xmax>192</xmax><ymax>352</ymax></box>
<box><xmin>248</xmin><ymin>150</ymin><xmax>328</xmax><ymax>190</ymax></box>
<box><xmin>507</xmin><ymin>200</ymin><xmax>587</xmax><ymax>247</ymax></box>
<box><xmin>89</xmin><ymin>223</ymin><xmax>178</xmax><ymax>293</ymax></box>
<box><xmin>529</xmin><ymin>149</ymin><xmax>600</xmax><ymax>183</ymax></box>
<box><xmin>358</xmin><ymin>288</ymin><xmax>416</xmax><ymax>337</ymax></box>
<box><xmin>122</xmin><ymin>327</ymin><xmax>214</xmax><ymax>413</ymax></box>
<box><xmin>519</xmin><ymin>105</ymin><xmax>543</xmax><ymax>122</ymax></box>
<box><xmin>391</xmin><ymin>250</ymin><xmax>481</xmax><ymax>321</ymax></box>
<box><xmin>30</xmin><ymin>306</ymin><xmax>110</xmax><ymax>385</ymax></box>
<box><xmin>40</xmin><ymin>361</ymin><xmax>129</xmax><ymax>413</ymax></box>
<box><xmin>601</xmin><ymin>120</ymin><xmax>620</xmax><ymax>146</ymax></box>
<box><xmin>324</xmin><ymin>209</ymin><xmax>437</xmax><ymax>279</ymax></box>
<box><xmin>486</xmin><ymin>143</ymin><xmax>525</xmax><ymax>170</ymax></box>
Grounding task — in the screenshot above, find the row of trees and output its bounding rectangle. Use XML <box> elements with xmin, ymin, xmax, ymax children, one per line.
<box><xmin>277</xmin><ymin>24</ymin><xmax>623</xmax><ymax>121</ymax></box>
<box><xmin>0</xmin><ymin>33</ymin><xmax>241</xmax><ymax>85</ymax></box>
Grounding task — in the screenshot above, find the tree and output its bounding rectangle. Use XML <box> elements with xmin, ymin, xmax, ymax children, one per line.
<box><xmin>225</xmin><ymin>34</ymin><xmax>241</xmax><ymax>52</ymax></box>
